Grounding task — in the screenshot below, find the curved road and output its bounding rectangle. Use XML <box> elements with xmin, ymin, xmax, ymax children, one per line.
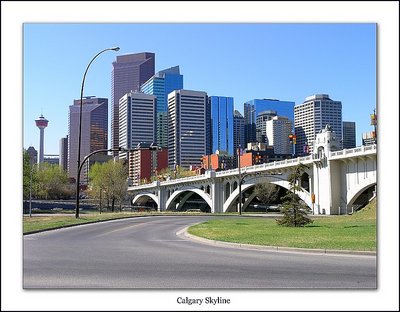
<box><xmin>23</xmin><ymin>216</ymin><xmax>376</xmax><ymax>288</ymax></box>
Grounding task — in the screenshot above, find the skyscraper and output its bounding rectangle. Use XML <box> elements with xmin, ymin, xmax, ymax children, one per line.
<box><xmin>342</xmin><ymin>121</ymin><xmax>356</xmax><ymax>149</ymax></box>
<box><xmin>68</xmin><ymin>97</ymin><xmax>108</xmax><ymax>182</ymax></box>
<box><xmin>35</xmin><ymin>114</ymin><xmax>49</xmax><ymax>164</ymax></box>
<box><xmin>294</xmin><ymin>94</ymin><xmax>342</xmax><ymax>155</ymax></box>
<box><xmin>118</xmin><ymin>92</ymin><xmax>156</xmax><ymax>160</ymax></box>
<box><xmin>208</xmin><ymin>96</ymin><xmax>234</xmax><ymax>155</ymax></box>
<box><xmin>266</xmin><ymin>116</ymin><xmax>293</xmax><ymax>155</ymax></box>
<box><xmin>255</xmin><ymin>110</ymin><xmax>278</xmax><ymax>144</ymax></box>
<box><xmin>244</xmin><ymin>99</ymin><xmax>295</xmax><ymax>145</ymax></box>
<box><xmin>233</xmin><ymin>110</ymin><xmax>245</xmax><ymax>164</ymax></box>
<box><xmin>111</xmin><ymin>52</ymin><xmax>155</xmax><ymax>156</ymax></box>
<box><xmin>168</xmin><ymin>90</ymin><xmax>208</xmax><ymax>169</ymax></box>
<box><xmin>59</xmin><ymin>135</ymin><xmax>68</xmax><ymax>171</ymax></box>
<box><xmin>141</xmin><ymin>66</ymin><xmax>183</xmax><ymax>147</ymax></box>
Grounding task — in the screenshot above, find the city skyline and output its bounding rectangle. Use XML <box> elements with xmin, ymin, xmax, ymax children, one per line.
<box><xmin>23</xmin><ymin>23</ymin><xmax>376</xmax><ymax>155</ymax></box>
<box><xmin>3</xmin><ymin>2</ymin><xmax>398</xmax><ymax>311</ymax></box>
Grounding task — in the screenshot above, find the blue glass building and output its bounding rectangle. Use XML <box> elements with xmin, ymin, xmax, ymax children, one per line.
<box><xmin>244</xmin><ymin>98</ymin><xmax>295</xmax><ymax>145</ymax></box>
<box><xmin>208</xmin><ymin>96</ymin><xmax>234</xmax><ymax>156</ymax></box>
<box><xmin>141</xmin><ymin>66</ymin><xmax>183</xmax><ymax>147</ymax></box>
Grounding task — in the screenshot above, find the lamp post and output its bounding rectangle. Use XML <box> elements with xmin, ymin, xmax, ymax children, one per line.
<box><xmin>75</xmin><ymin>47</ymin><xmax>120</xmax><ymax>218</ymax></box>
<box><xmin>371</xmin><ymin>108</ymin><xmax>377</xmax><ymax>144</ymax></box>
<box><xmin>29</xmin><ymin>162</ymin><xmax>34</xmax><ymax>217</ymax></box>
<box><xmin>28</xmin><ymin>156</ymin><xmax>37</xmax><ymax>217</ymax></box>
<box><xmin>237</xmin><ymin>145</ymin><xmax>242</xmax><ymax>215</ymax></box>
<box><xmin>75</xmin><ymin>147</ymin><xmax>124</xmax><ymax>218</ymax></box>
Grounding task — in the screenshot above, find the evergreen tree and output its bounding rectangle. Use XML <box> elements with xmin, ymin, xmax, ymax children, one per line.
<box><xmin>276</xmin><ymin>163</ymin><xmax>313</xmax><ymax>227</ymax></box>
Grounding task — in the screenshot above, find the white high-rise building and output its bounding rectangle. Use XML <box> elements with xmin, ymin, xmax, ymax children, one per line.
<box><xmin>118</xmin><ymin>92</ymin><xmax>156</xmax><ymax>160</ymax></box>
<box><xmin>266</xmin><ymin>116</ymin><xmax>292</xmax><ymax>154</ymax></box>
<box><xmin>168</xmin><ymin>89</ymin><xmax>207</xmax><ymax>169</ymax></box>
<box><xmin>256</xmin><ymin>110</ymin><xmax>277</xmax><ymax>144</ymax></box>
<box><xmin>294</xmin><ymin>94</ymin><xmax>342</xmax><ymax>155</ymax></box>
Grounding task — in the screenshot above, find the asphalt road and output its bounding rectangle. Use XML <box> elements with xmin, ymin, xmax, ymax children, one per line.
<box><xmin>23</xmin><ymin>216</ymin><xmax>376</xmax><ymax>288</ymax></box>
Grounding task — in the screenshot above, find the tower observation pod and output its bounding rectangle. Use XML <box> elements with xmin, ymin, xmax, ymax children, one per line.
<box><xmin>35</xmin><ymin>114</ymin><xmax>49</xmax><ymax>164</ymax></box>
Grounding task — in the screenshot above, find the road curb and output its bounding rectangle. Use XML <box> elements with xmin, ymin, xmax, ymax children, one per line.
<box><xmin>176</xmin><ymin>226</ymin><xmax>376</xmax><ymax>257</ymax></box>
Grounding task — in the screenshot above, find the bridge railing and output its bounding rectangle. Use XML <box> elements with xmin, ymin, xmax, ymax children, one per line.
<box><xmin>330</xmin><ymin>144</ymin><xmax>376</xmax><ymax>159</ymax></box>
<box><xmin>129</xmin><ymin>155</ymin><xmax>316</xmax><ymax>191</ymax></box>
<box><xmin>160</xmin><ymin>174</ymin><xmax>209</xmax><ymax>185</ymax></box>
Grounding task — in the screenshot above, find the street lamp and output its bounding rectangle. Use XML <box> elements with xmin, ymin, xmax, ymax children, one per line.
<box><xmin>237</xmin><ymin>145</ymin><xmax>242</xmax><ymax>215</ymax></box>
<box><xmin>75</xmin><ymin>46</ymin><xmax>120</xmax><ymax>218</ymax></box>
<box><xmin>75</xmin><ymin>147</ymin><xmax>124</xmax><ymax>218</ymax></box>
<box><xmin>28</xmin><ymin>161</ymin><xmax>35</xmax><ymax>217</ymax></box>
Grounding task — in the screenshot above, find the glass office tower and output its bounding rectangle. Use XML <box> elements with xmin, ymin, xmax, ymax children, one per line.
<box><xmin>233</xmin><ymin>110</ymin><xmax>245</xmax><ymax>164</ymax></box>
<box><xmin>68</xmin><ymin>97</ymin><xmax>108</xmax><ymax>182</ymax></box>
<box><xmin>141</xmin><ymin>66</ymin><xmax>183</xmax><ymax>147</ymax></box>
<box><xmin>208</xmin><ymin>96</ymin><xmax>234</xmax><ymax>156</ymax></box>
<box><xmin>342</xmin><ymin>121</ymin><xmax>356</xmax><ymax>149</ymax></box>
<box><xmin>111</xmin><ymin>52</ymin><xmax>155</xmax><ymax>156</ymax></box>
<box><xmin>244</xmin><ymin>98</ymin><xmax>295</xmax><ymax>145</ymax></box>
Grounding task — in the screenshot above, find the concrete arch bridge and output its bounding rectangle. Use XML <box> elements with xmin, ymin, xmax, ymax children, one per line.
<box><xmin>129</xmin><ymin>144</ymin><xmax>376</xmax><ymax>215</ymax></box>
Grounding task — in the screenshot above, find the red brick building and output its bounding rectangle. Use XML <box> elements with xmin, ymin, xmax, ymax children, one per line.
<box><xmin>201</xmin><ymin>153</ymin><xmax>235</xmax><ymax>171</ymax></box>
<box><xmin>129</xmin><ymin>148</ymin><xmax>168</xmax><ymax>185</ymax></box>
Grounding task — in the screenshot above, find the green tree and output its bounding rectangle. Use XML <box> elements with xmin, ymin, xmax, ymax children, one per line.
<box><xmin>88</xmin><ymin>160</ymin><xmax>128</xmax><ymax>212</ymax></box>
<box><xmin>88</xmin><ymin>162</ymin><xmax>107</xmax><ymax>213</ymax></box>
<box><xmin>254</xmin><ymin>182</ymin><xmax>279</xmax><ymax>213</ymax></box>
<box><xmin>23</xmin><ymin>150</ymin><xmax>37</xmax><ymax>199</ymax></box>
<box><xmin>276</xmin><ymin>163</ymin><xmax>313</xmax><ymax>227</ymax></box>
<box><xmin>112</xmin><ymin>160</ymin><xmax>129</xmax><ymax>212</ymax></box>
<box><xmin>35</xmin><ymin>163</ymin><xmax>70</xmax><ymax>200</ymax></box>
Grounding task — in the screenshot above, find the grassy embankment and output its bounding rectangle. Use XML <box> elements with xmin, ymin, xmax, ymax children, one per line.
<box><xmin>188</xmin><ymin>198</ymin><xmax>376</xmax><ymax>251</ymax></box>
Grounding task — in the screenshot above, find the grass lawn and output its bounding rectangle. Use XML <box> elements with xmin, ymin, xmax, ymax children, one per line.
<box><xmin>188</xmin><ymin>199</ymin><xmax>376</xmax><ymax>251</ymax></box>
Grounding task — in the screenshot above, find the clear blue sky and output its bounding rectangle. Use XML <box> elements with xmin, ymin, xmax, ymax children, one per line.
<box><xmin>23</xmin><ymin>23</ymin><xmax>376</xmax><ymax>154</ymax></box>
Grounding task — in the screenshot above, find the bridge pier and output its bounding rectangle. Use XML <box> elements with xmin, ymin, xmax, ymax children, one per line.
<box><xmin>158</xmin><ymin>186</ymin><xmax>167</xmax><ymax>211</ymax></box>
<box><xmin>211</xmin><ymin>180</ymin><xmax>223</xmax><ymax>213</ymax></box>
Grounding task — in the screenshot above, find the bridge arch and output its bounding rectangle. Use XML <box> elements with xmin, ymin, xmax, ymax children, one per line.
<box><xmin>165</xmin><ymin>186</ymin><xmax>212</xmax><ymax>211</ymax></box>
<box><xmin>132</xmin><ymin>193</ymin><xmax>159</xmax><ymax>208</ymax></box>
<box><xmin>347</xmin><ymin>177</ymin><xmax>377</xmax><ymax>210</ymax></box>
<box><xmin>223</xmin><ymin>175</ymin><xmax>311</xmax><ymax>212</ymax></box>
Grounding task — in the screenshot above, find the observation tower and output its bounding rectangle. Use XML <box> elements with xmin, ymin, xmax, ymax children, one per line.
<box><xmin>35</xmin><ymin>114</ymin><xmax>49</xmax><ymax>164</ymax></box>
